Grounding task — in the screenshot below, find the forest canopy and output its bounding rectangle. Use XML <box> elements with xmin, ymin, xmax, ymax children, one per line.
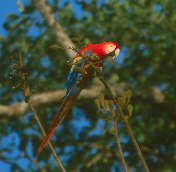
<box><xmin>0</xmin><ymin>0</ymin><xmax>176</xmax><ymax>171</ymax></box>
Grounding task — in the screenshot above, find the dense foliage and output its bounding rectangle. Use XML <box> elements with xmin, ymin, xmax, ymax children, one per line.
<box><xmin>0</xmin><ymin>0</ymin><xmax>176</xmax><ymax>171</ymax></box>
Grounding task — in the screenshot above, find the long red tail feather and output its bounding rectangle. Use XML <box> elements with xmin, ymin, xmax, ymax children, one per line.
<box><xmin>36</xmin><ymin>91</ymin><xmax>78</xmax><ymax>158</ymax></box>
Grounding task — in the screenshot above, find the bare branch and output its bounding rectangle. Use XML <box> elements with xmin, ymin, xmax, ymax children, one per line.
<box><xmin>112</xmin><ymin>110</ymin><xmax>131</xmax><ymax>172</ymax></box>
<box><xmin>0</xmin><ymin>80</ymin><xmax>120</xmax><ymax>116</ymax></box>
<box><xmin>25</xmin><ymin>152</ymin><xmax>47</xmax><ymax>172</ymax></box>
<box><xmin>0</xmin><ymin>89</ymin><xmax>65</xmax><ymax>116</ymax></box>
<box><xmin>29</xmin><ymin>101</ymin><xmax>66</xmax><ymax>172</ymax></box>
<box><xmin>0</xmin><ymin>79</ymin><xmax>164</xmax><ymax>117</ymax></box>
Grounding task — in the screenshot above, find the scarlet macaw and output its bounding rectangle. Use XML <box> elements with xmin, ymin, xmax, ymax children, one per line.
<box><xmin>37</xmin><ymin>42</ymin><xmax>120</xmax><ymax>157</ymax></box>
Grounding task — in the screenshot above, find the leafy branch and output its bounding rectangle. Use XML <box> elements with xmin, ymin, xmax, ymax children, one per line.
<box><xmin>95</xmin><ymin>69</ymin><xmax>150</xmax><ymax>172</ymax></box>
<box><xmin>79</xmin><ymin>51</ymin><xmax>150</xmax><ymax>171</ymax></box>
<box><xmin>95</xmin><ymin>94</ymin><xmax>130</xmax><ymax>172</ymax></box>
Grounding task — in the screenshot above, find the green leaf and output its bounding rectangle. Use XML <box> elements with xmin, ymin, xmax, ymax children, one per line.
<box><xmin>17</xmin><ymin>0</ymin><xmax>24</xmax><ymax>12</ymax></box>
<box><xmin>127</xmin><ymin>104</ymin><xmax>133</xmax><ymax>117</ymax></box>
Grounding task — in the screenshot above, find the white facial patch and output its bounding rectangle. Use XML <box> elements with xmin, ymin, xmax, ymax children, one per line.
<box><xmin>105</xmin><ymin>44</ymin><xmax>116</xmax><ymax>54</ymax></box>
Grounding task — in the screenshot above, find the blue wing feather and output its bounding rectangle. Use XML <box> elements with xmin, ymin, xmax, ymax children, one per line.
<box><xmin>65</xmin><ymin>50</ymin><xmax>93</xmax><ymax>97</ymax></box>
<box><xmin>65</xmin><ymin>68</ymin><xmax>78</xmax><ymax>97</ymax></box>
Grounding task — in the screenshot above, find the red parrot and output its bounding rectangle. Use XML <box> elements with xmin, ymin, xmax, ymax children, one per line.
<box><xmin>37</xmin><ymin>42</ymin><xmax>120</xmax><ymax>157</ymax></box>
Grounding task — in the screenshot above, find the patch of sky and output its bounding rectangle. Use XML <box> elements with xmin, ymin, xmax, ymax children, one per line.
<box><xmin>96</xmin><ymin>0</ymin><xmax>107</xmax><ymax>8</ymax></box>
<box><xmin>24</xmin><ymin>128</ymin><xmax>40</xmax><ymax>136</ymax></box>
<box><xmin>4</xmin><ymin>71</ymin><xmax>10</xmax><ymax>79</ymax></box>
<box><xmin>117</xmin><ymin>122</ymin><xmax>123</xmax><ymax>129</ymax></box>
<box><xmin>47</xmin><ymin>112</ymin><xmax>55</xmax><ymax>120</ymax></box>
<box><xmin>154</xmin><ymin>4</ymin><xmax>162</xmax><ymax>11</ymax></box>
<box><xmin>26</xmin><ymin>141</ymin><xmax>33</xmax><ymax>157</ymax></box>
<box><xmin>27</xmin><ymin>23</ymin><xmax>43</xmax><ymax>37</ymax></box>
<box><xmin>136</xmin><ymin>116</ymin><xmax>142</xmax><ymax>121</ymax></box>
<box><xmin>40</xmin><ymin>56</ymin><xmax>50</xmax><ymax>68</ymax></box>
<box><xmin>51</xmin><ymin>126</ymin><xmax>64</xmax><ymax>142</ymax></box>
<box><xmin>70</xmin><ymin>107</ymin><xmax>90</xmax><ymax>139</ymax></box>
<box><xmin>11</xmin><ymin>92</ymin><xmax>25</xmax><ymax>102</ymax></box>
<box><xmin>160</xmin><ymin>145</ymin><xmax>165</xmax><ymax>152</ymax></box>
<box><xmin>138</xmin><ymin>45</ymin><xmax>149</xmax><ymax>56</ymax></box>
<box><xmin>59</xmin><ymin>0</ymin><xmax>83</xmax><ymax>19</ymax></box>
<box><xmin>108</xmin><ymin>104</ymin><xmax>117</xmax><ymax>111</ymax></box>
<box><xmin>89</xmin><ymin>148</ymin><xmax>98</xmax><ymax>155</ymax></box>
<box><xmin>174</xmin><ymin>143</ymin><xmax>176</xmax><ymax>151</ymax></box>
<box><xmin>16</xmin><ymin>157</ymin><xmax>29</xmax><ymax>171</ymax></box>
<box><xmin>153</xmin><ymin>36</ymin><xmax>159</xmax><ymax>41</ymax></box>
<box><xmin>64</xmin><ymin>145</ymin><xmax>75</xmax><ymax>154</ymax></box>
<box><xmin>120</xmin><ymin>0</ymin><xmax>125</xmax><ymax>4</ymax></box>
<box><xmin>154</xmin><ymin>4</ymin><xmax>166</xmax><ymax>17</ymax></box>
<box><xmin>39</xmin><ymin>73</ymin><xmax>47</xmax><ymax>81</ymax></box>
<box><xmin>23</xmin><ymin>112</ymin><xmax>32</xmax><ymax>123</ymax></box>
<box><xmin>27</xmin><ymin>141</ymin><xmax>51</xmax><ymax>171</ymax></box>
<box><xmin>0</xmin><ymin>87</ymin><xmax>8</xmax><ymax>98</ymax></box>
<box><xmin>124</xmin><ymin>151</ymin><xmax>129</xmax><ymax>157</ymax></box>
<box><xmin>104</xmin><ymin>61</ymin><xmax>113</xmax><ymax>69</ymax></box>
<box><xmin>111</xmin><ymin>161</ymin><xmax>123</xmax><ymax>172</ymax></box>
<box><xmin>51</xmin><ymin>131</ymin><xmax>57</xmax><ymax>143</ymax></box>
<box><xmin>88</xmin><ymin>119</ymin><xmax>105</xmax><ymax>136</ymax></box>
<box><xmin>108</xmin><ymin>140</ymin><xmax>115</xmax><ymax>147</ymax></box>
<box><xmin>129</xmin><ymin>77</ymin><xmax>137</xmax><ymax>86</ymax></box>
<box><xmin>48</xmin><ymin>155</ymin><xmax>58</xmax><ymax>169</ymax></box>
<box><xmin>0</xmin><ymin>0</ymin><xmax>42</xmax><ymax>37</ymax></box>
<box><xmin>94</xmin><ymin>29</ymin><xmax>102</xmax><ymax>35</ymax></box>
<box><xmin>139</xmin><ymin>44</ymin><xmax>145</xmax><ymax>50</ymax></box>
<box><xmin>30</xmin><ymin>71</ymin><xmax>38</xmax><ymax>82</ymax></box>
<box><xmin>128</xmin><ymin>7</ymin><xmax>132</xmax><ymax>13</ymax></box>
<box><xmin>156</xmin><ymin>83</ymin><xmax>166</xmax><ymax>91</ymax></box>
<box><xmin>149</xmin><ymin>154</ymin><xmax>158</xmax><ymax>163</ymax></box>
<box><xmin>120</xmin><ymin>135</ymin><xmax>129</xmax><ymax>144</ymax></box>
<box><xmin>0</xmin><ymin>0</ymin><xmax>21</xmax><ymax>36</ymax></box>
<box><xmin>60</xmin><ymin>153</ymin><xmax>71</xmax><ymax>162</ymax></box>
<box><xmin>117</xmin><ymin>123</ymin><xmax>129</xmax><ymax>144</ymax></box>
<box><xmin>130</xmin><ymin>167</ymin><xmax>136</xmax><ymax>172</ymax></box>
<box><xmin>0</xmin><ymin>161</ymin><xmax>10</xmax><ymax>172</ymax></box>
<box><xmin>1</xmin><ymin>133</ymin><xmax>20</xmax><ymax>159</ymax></box>
<box><xmin>130</xmin><ymin>23</ymin><xmax>135</xmax><ymax>28</ymax></box>
<box><xmin>115</xmin><ymin>47</ymin><xmax>128</xmax><ymax>66</ymax></box>
<box><xmin>22</xmin><ymin>56</ymin><xmax>29</xmax><ymax>63</ymax></box>
<box><xmin>144</xmin><ymin>49</ymin><xmax>149</xmax><ymax>56</ymax></box>
<box><xmin>143</xmin><ymin>67</ymin><xmax>152</xmax><ymax>76</ymax></box>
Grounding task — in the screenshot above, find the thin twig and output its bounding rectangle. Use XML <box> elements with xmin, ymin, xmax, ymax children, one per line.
<box><xmin>112</xmin><ymin>110</ymin><xmax>131</xmax><ymax>172</ymax></box>
<box><xmin>98</xmin><ymin>74</ymin><xmax>150</xmax><ymax>172</ymax></box>
<box><xmin>17</xmin><ymin>53</ymin><xmax>66</xmax><ymax>172</ymax></box>
<box><xmin>29</xmin><ymin>100</ymin><xmax>67</xmax><ymax>172</ymax></box>
<box><xmin>25</xmin><ymin>152</ymin><xmax>47</xmax><ymax>172</ymax></box>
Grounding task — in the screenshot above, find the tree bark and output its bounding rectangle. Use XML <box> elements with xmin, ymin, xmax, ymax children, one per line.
<box><xmin>0</xmin><ymin>81</ymin><xmax>164</xmax><ymax>117</ymax></box>
<box><xmin>33</xmin><ymin>0</ymin><xmax>76</xmax><ymax>59</ymax></box>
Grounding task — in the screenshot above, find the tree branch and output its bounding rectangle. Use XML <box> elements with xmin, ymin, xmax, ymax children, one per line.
<box><xmin>29</xmin><ymin>101</ymin><xmax>66</xmax><ymax>172</ymax></box>
<box><xmin>1</xmin><ymin>0</ymin><xmax>165</xmax><ymax>118</ymax></box>
<box><xmin>96</xmin><ymin>73</ymin><xmax>150</xmax><ymax>172</ymax></box>
<box><xmin>25</xmin><ymin>152</ymin><xmax>47</xmax><ymax>172</ymax></box>
<box><xmin>33</xmin><ymin>0</ymin><xmax>76</xmax><ymax>59</ymax></box>
<box><xmin>112</xmin><ymin>110</ymin><xmax>131</xmax><ymax>172</ymax></box>
<box><xmin>0</xmin><ymin>80</ymin><xmax>164</xmax><ymax>117</ymax></box>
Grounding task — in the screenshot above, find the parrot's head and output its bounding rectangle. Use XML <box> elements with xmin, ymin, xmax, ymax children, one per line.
<box><xmin>92</xmin><ymin>42</ymin><xmax>120</xmax><ymax>60</ymax></box>
<box><xmin>102</xmin><ymin>42</ymin><xmax>120</xmax><ymax>59</ymax></box>
<box><xmin>77</xmin><ymin>42</ymin><xmax>120</xmax><ymax>60</ymax></box>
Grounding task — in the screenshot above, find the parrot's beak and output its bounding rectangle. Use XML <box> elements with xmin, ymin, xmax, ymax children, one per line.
<box><xmin>113</xmin><ymin>48</ymin><xmax>120</xmax><ymax>60</ymax></box>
